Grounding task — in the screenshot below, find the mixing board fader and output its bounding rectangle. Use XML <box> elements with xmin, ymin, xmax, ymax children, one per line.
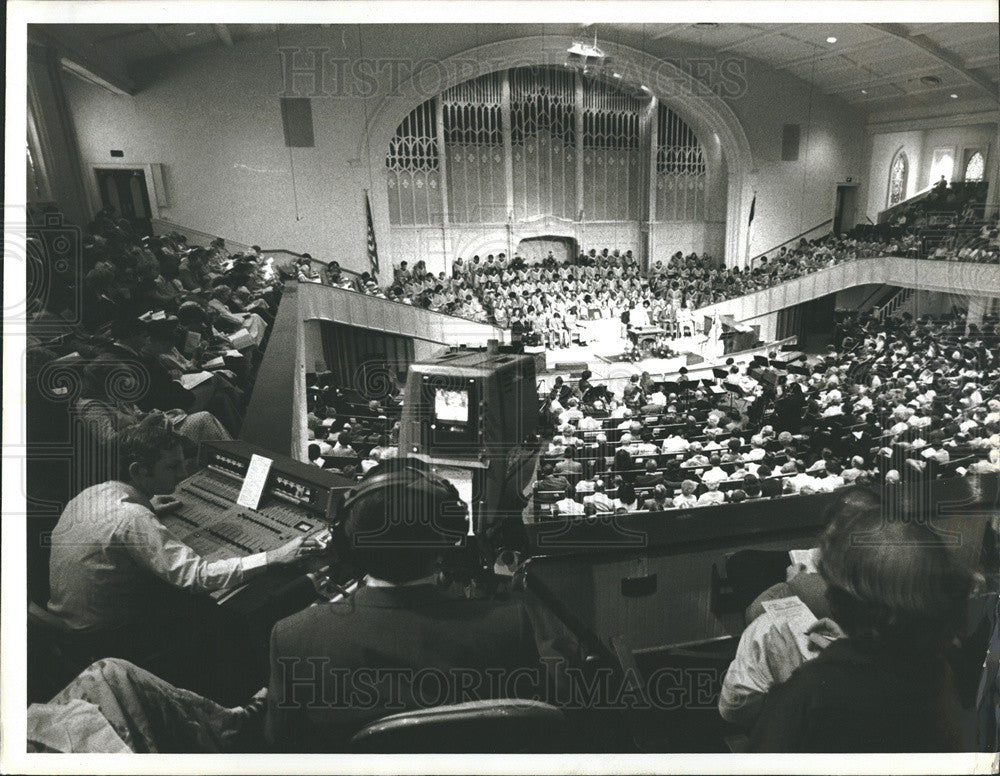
<box><xmin>161</xmin><ymin>440</ymin><xmax>353</xmax><ymax>564</ymax></box>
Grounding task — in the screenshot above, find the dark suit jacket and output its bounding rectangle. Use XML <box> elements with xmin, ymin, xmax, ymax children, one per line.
<box><xmin>538</xmin><ymin>475</ymin><xmax>572</xmax><ymax>495</ymax></box>
<box><xmin>749</xmin><ymin>640</ymin><xmax>963</xmax><ymax>752</ymax></box>
<box><xmin>265</xmin><ymin>584</ymin><xmax>575</xmax><ymax>752</ymax></box>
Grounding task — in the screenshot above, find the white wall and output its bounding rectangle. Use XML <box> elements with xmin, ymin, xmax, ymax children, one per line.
<box><xmin>863</xmin><ymin>122</ymin><xmax>996</xmax><ymax>222</ymax></box>
<box><xmin>920</xmin><ymin>124</ymin><xmax>994</xmax><ymax>189</ymax></box>
<box><xmin>728</xmin><ymin>57</ymin><xmax>867</xmax><ymax>262</ymax></box>
<box><xmin>61</xmin><ymin>26</ymin><xmax>866</xmax><ymax>274</ymax></box>
<box><xmin>651</xmin><ymin>222</ymin><xmax>726</xmax><ymax>263</ymax></box>
<box><xmin>865</xmin><ymin>130</ymin><xmax>924</xmax><ymax>219</ymax></box>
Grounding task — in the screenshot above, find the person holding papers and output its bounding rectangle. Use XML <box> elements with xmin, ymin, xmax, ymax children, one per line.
<box><xmin>719</xmin><ymin>486</ymin><xmax>972</xmax><ymax>751</ymax></box>
<box><xmin>76</xmin><ymin>353</ymin><xmax>232</xmax><ymax>450</ymax></box>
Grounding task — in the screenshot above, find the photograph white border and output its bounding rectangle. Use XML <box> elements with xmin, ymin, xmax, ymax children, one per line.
<box><xmin>4</xmin><ymin>2</ymin><xmax>999</xmax><ymax>774</ymax></box>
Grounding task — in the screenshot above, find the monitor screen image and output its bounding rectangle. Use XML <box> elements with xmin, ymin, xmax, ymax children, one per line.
<box><xmin>434</xmin><ymin>388</ymin><xmax>469</xmax><ymax>423</ymax></box>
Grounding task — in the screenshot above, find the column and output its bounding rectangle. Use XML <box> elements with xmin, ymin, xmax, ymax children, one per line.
<box><xmin>500</xmin><ymin>71</ymin><xmax>515</xmax><ymax>225</ymax></box>
<box><xmin>434</xmin><ymin>96</ymin><xmax>451</xmax><ymax>271</ymax></box>
<box><xmin>640</xmin><ymin>97</ymin><xmax>659</xmax><ymax>275</ymax></box>
<box><xmin>574</xmin><ymin>71</ymin><xmax>585</xmax><ymax>225</ymax></box>
<box><xmin>967</xmin><ymin>295</ymin><xmax>990</xmax><ymax>330</ymax></box>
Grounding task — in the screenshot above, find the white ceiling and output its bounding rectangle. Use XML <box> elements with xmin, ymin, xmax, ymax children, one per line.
<box><xmin>599</xmin><ymin>22</ymin><xmax>998</xmax><ymax>121</ymax></box>
<box><xmin>33</xmin><ymin>22</ymin><xmax>1000</xmax><ymax>125</ymax></box>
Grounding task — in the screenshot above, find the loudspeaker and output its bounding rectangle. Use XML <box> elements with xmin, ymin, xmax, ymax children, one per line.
<box><xmin>781</xmin><ymin>124</ymin><xmax>800</xmax><ymax>162</ymax></box>
<box><xmin>280</xmin><ymin>97</ymin><xmax>315</xmax><ymax>148</ymax></box>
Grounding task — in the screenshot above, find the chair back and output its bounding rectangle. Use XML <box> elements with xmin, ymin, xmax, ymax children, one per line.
<box><xmin>27</xmin><ymin>601</ymin><xmax>96</xmax><ymax>703</ymax></box>
<box><xmin>348</xmin><ymin>698</ymin><xmax>566</xmax><ymax>753</ymax></box>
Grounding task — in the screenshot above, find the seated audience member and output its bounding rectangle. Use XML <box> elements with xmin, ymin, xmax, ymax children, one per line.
<box><xmin>76</xmin><ymin>353</ymin><xmax>231</xmax><ymax>452</ymax></box>
<box><xmin>360</xmin><ymin>447</ymin><xmax>382</xmax><ymax>474</ymax></box>
<box><xmin>613</xmin><ymin>482</ymin><xmax>639</xmax><ymax>512</ymax></box>
<box><xmin>554</xmin><ymin>446</ymin><xmax>583</xmax><ymax>477</ymax></box>
<box><xmin>696</xmin><ymin>480</ymin><xmax>725</xmax><ymax>506</ymax></box>
<box><xmin>700</xmin><ymin>455</ymin><xmax>728</xmax><ymax>485</ymax></box>
<box><xmin>661</xmin><ymin>431</ymin><xmax>690</xmax><ymax>454</ymax></box>
<box><xmin>673</xmin><ymin>479</ymin><xmax>699</xmax><ymax>509</ymax></box>
<box><xmin>583</xmin><ymin>480</ymin><xmax>615</xmax><ymax>512</ymax></box>
<box><xmin>548</xmin><ymin>425</ymin><xmax>577</xmax><ymax>455</ymax></box>
<box><xmin>327</xmin><ymin>431</ymin><xmax>358</xmax><ymax>458</ymax></box>
<box><xmin>307</xmin><ymin>443</ymin><xmax>325</xmax><ymax>468</ymax></box>
<box><xmin>554</xmin><ymin>487</ymin><xmax>584</xmax><ymax>517</ymax></box>
<box><xmin>841</xmin><ymin>455</ymin><xmax>867</xmax><ymax>483</ymax></box>
<box><xmin>681</xmin><ymin>442</ymin><xmax>710</xmax><ymax>469</ymax></box>
<box><xmin>642</xmin><ymin>484</ymin><xmax>671</xmax><ymax>511</ymax></box>
<box><xmin>575</xmin><ymin>474</ymin><xmax>597</xmax><ymax>495</ymax></box>
<box><xmin>266</xmin><ymin>461</ymin><xmax>582</xmax><ymax>751</ymax></box>
<box><xmin>635</xmin><ymin>458</ymin><xmax>665</xmax><ymax>488</ymax></box>
<box><xmin>757</xmin><ymin>467</ymin><xmax>784</xmax><ymax>499</ymax></box>
<box><xmin>537</xmin><ymin>463</ymin><xmax>571</xmax><ymax>495</ymax></box>
<box><xmin>968</xmin><ymin>447</ymin><xmax>1000</xmax><ymax>474</ymax></box>
<box><xmin>558</xmin><ymin>397</ymin><xmax>584</xmax><ymax>426</ymax></box>
<box><xmin>726</xmin><ymin>487</ymin><xmax>974</xmax><ymax>751</ymax></box>
<box><xmin>785</xmin><ymin>460</ymin><xmax>818</xmax><ymax>493</ymax></box>
<box><xmin>47</xmin><ymin>420</ymin><xmax>316</xmax><ymax>670</ymax></box>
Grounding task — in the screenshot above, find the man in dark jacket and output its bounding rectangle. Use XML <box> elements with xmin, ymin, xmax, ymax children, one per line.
<box><xmin>264</xmin><ymin>461</ymin><xmax>580</xmax><ymax>752</ymax></box>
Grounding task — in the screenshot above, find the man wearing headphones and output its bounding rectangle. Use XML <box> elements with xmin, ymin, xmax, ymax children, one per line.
<box><xmin>264</xmin><ymin>459</ymin><xmax>580</xmax><ymax>752</ymax></box>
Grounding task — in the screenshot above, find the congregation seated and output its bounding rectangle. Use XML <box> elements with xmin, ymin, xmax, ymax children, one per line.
<box><xmin>302</xmin><ymin>371</ymin><xmax>404</xmax><ymax>479</ymax></box>
<box><xmin>26</xmin><ymin>210</ymin><xmax>282</xmax><ymax>495</ymax></box>
<box><xmin>532</xmin><ymin>308</ymin><xmax>999</xmax><ymax>521</ymax></box>
<box><xmin>288</xmin><ymin>188</ymin><xmax>993</xmax><ymax>333</ymax></box>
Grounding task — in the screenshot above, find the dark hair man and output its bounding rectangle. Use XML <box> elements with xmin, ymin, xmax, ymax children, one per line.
<box><xmin>265</xmin><ymin>460</ymin><xmax>581</xmax><ymax>751</ymax></box>
<box><xmin>48</xmin><ymin>417</ymin><xmax>317</xmax><ymax>662</ymax></box>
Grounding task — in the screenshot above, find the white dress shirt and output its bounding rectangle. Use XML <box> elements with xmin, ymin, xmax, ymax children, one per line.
<box><xmin>701</xmin><ymin>466</ymin><xmax>729</xmax><ymax>485</ymax></box>
<box><xmin>48</xmin><ymin>481</ymin><xmax>268</xmax><ymax>631</ymax></box>
<box><xmin>697</xmin><ymin>489</ymin><xmax>726</xmax><ymax>506</ymax></box>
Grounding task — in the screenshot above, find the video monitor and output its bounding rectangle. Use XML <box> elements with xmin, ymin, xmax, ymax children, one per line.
<box><xmin>435</xmin><ymin>388</ymin><xmax>469</xmax><ymax>424</ymax></box>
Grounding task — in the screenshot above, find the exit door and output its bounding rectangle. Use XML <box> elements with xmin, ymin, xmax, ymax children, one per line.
<box><xmin>833</xmin><ymin>184</ymin><xmax>858</xmax><ymax>235</ymax></box>
<box><xmin>94</xmin><ymin>168</ymin><xmax>153</xmax><ymax>237</ymax></box>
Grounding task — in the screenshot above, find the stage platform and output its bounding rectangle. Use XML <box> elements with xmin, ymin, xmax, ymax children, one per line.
<box><xmin>531</xmin><ymin>317</ymin><xmax>797</xmax><ymax>393</ymax></box>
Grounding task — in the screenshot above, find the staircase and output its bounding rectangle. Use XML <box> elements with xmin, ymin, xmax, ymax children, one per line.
<box><xmin>874</xmin><ymin>287</ymin><xmax>916</xmax><ymax>322</ymax></box>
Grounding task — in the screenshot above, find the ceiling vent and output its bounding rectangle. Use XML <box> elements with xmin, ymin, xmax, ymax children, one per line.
<box><xmin>919</xmin><ymin>75</ymin><xmax>942</xmax><ymax>87</ymax></box>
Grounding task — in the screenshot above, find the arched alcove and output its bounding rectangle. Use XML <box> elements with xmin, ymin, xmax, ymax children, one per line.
<box><xmin>359</xmin><ymin>36</ymin><xmax>754</xmax><ymax>269</ymax></box>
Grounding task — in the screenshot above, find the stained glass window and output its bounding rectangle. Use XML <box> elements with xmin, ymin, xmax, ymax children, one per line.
<box><xmin>888</xmin><ymin>152</ymin><xmax>908</xmax><ymax>207</ymax></box>
<box><xmin>965</xmin><ymin>151</ymin><xmax>985</xmax><ymax>182</ymax></box>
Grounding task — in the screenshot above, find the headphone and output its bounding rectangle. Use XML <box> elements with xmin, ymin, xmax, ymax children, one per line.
<box><xmin>330</xmin><ymin>459</ymin><xmax>470</xmax><ymax>571</ymax></box>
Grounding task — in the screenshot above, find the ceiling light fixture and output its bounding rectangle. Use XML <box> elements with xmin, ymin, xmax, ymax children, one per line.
<box><xmin>640</xmin><ymin>85</ymin><xmax>650</xmax><ymax>92</ymax></box>
<box><xmin>950</xmin><ymin>93</ymin><xmax>959</xmax><ymax>98</ymax></box>
<box><xmin>612</xmin><ymin>72</ymin><xmax>622</xmax><ymax>79</ymax></box>
<box><xmin>826</xmin><ymin>36</ymin><xmax>837</xmax><ymax>43</ymax></box>
<box><xmin>860</xmin><ymin>89</ymin><xmax>868</xmax><ymax>94</ymax></box>
<box><xmin>567</xmin><ymin>37</ymin><xmax>606</xmax><ymax>59</ymax></box>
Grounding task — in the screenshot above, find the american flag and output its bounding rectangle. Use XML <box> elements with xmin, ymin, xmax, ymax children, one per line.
<box><xmin>364</xmin><ymin>191</ymin><xmax>379</xmax><ymax>278</ymax></box>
